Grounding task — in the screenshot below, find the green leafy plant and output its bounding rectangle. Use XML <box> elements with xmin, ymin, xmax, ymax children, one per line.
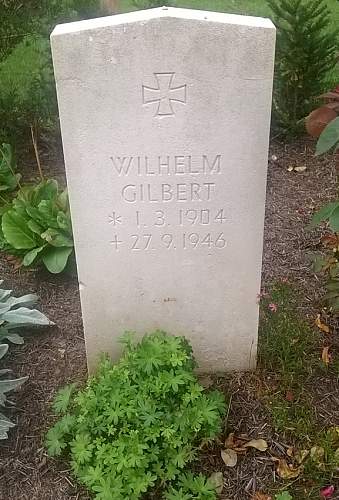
<box><xmin>164</xmin><ymin>472</ymin><xmax>217</xmax><ymax>499</ymax></box>
<box><xmin>0</xmin><ymin>280</ymin><xmax>53</xmax><ymax>348</ymax></box>
<box><xmin>316</xmin><ymin>116</ymin><xmax>339</xmax><ymax>156</ymax></box>
<box><xmin>46</xmin><ymin>331</ymin><xmax>226</xmax><ymax>500</ymax></box>
<box><xmin>0</xmin><ymin>0</ymin><xmax>98</xmax><ymax>62</ymax></box>
<box><xmin>0</xmin><ymin>144</ymin><xmax>21</xmax><ymax>194</ymax></box>
<box><xmin>268</xmin><ymin>0</ymin><xmax>338</xmax><ymax>135</ymax></box>
<box><xmin>275</xmin><ymin>492</ymin><xmax>293</xmax><ymax>500</ymax></box>
<box><xmin>0</xmin><ymin>280</ymin><xmax>52</xmax><ymax>439</ymax></box>
<box><xmin>0</xmin><ymin>179</ymin><xmax>74</xmax><ymax>274</ymax></box>
<box><xmin>0</xmin><ymin>343</ymin><xmax>27</xmax><ymax>439</ymax></box>
<box><xmin>307</xmin><ymin>107</ymin><xmax>339</xmax><ymax>312</ymax></box>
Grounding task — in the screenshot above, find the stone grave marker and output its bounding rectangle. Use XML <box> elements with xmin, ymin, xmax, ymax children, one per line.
<box><xmin>51</xmin><ymin>7</ymin><xmax>276</xmax><ymax>372</ymax></box>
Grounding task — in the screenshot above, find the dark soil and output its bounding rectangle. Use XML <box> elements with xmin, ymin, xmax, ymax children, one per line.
<box><xmin>0</xmin><ymin>137</ymin><xmax>338</xmax><ymax>500</ymax></box>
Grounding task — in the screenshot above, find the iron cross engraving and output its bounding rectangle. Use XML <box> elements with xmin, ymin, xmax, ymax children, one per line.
<box><xmin>142</xmin><ymin>72</ymin><xmax>187</xmax><ymax>117</ymax></box>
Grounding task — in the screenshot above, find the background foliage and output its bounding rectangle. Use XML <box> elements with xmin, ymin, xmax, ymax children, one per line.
<box><xmin>268</xmin><ymin>0</ymin><xmax>338</xmax><ymax>134</ymax></box>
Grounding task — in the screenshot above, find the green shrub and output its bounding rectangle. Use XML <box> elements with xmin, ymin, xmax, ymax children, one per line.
<box><xmin>0</xmin><ymin>0</ymin><xmax>99</xmax><ymax>61</ymax></box>
<box><xmin>46</xmin><ymin>331</ymin><xmax>226</xmax><ymax>500</ymax></box>
<box><xmin>0</xmin><ymin>35</ymin><xmax>57</xmax><ymax>144</ymax></box>
<box><xmin>0</xmin><ymin>179</ymin><xmax>74</xmax><ymax>274</ymax></box>
<box><xmin>0</xmin><ymin>1</ymin><xmax>99</xmax><ymax>143</ymax></box>
<box><xmin>268</xmin><ymin>0</ymin><xmax>338</xmax><ymax>135</ymax></box>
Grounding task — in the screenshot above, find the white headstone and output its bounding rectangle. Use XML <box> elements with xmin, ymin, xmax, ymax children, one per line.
<box><xmin>51</xmin><ymin>7</ymin><xmax>275</xmax><ymax>372</ymax></box>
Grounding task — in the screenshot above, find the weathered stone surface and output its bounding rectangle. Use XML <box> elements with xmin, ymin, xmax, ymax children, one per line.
<box><xmin>51</xmin><ymin>7</ymin><xmax>275</xmax><ymax>372</ymax></box>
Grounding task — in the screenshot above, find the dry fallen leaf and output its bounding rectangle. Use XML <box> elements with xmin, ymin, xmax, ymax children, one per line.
<box><xmin>287</xmin><ymin>165</ymin><xmax>307</xmax><ymax>173</ymax></box>
<box><xmin>209</xmin><ymin>472</ymin><xmax>224</xmax><ymax>494</ymax></box>
<box><xmin>286</xmin><ymin>447</ymin><xmax>294</xmax><ymax>457</ymax></box>
<box><xmin>253</xmin><ymin>493</ymin><xmax>272</xmax><ymax>500</ymax></box>
<box><xmin>243</xmin><ymin>438</ymin><xmax>268</xmax><ymax>452</ymax></box>
<box><xmin>221</xmin><ymin>448</ymin><xmax>237</xmax><ymax>467</ymax></box>
<box><xmin>225</xmin><ymin>432</ymin><xmax>236</xmax><ymax>448</ymax></box>
<box><xmin>294</xmin><ymin>165</ymin><xmax>307</xmax><ymax>172</ymax></box>
<box><xmin>275</xmin><ymin>458</ymin><xmax>301</xmax><ymax>479</ymax></box>
<box><xmin>322</xmin><ymin>347</ymin><xmax>331</xmax><ymax>365</ymax></box>
<box><xmin>315</xmin><ymin>314</ymin><xmax>330</xmax><ymax>334</ymax></box>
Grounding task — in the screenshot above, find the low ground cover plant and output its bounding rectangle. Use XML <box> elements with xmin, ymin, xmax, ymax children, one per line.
<box><xmin>46</xmin><ymin>331</ymin><xmax>226</xmax><ymax>499</ymax></box>
<box><xmin>259</xmin><ymin>283</ymin><xmax>339</xmax><ymax>498</ymax></box>
<box><xmin>0</xmin><ymin>179</ymin><xmax>74</xmax><ymax>273</ymax></box>
<box><xmin>0</xmin><ymin>280</ymin><xmax>52</xmax><ymax>439</ymax></box>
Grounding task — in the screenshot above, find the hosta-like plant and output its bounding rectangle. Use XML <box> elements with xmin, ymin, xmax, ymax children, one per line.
<box><xmin>0</xmin><ymin>280</ymin><xmax>53</xmax><ymax>347</ymax></box>
<box><xmin>0</xmin><ymin>343</ymin><xmax>27</xmax><ymax>439</ymax></box>
<box><xmin>0</xmin><ymin>179</ymin><xmax>74</xmax><ymax>273</ymax></box>
<box><xmin>46</xmin><ymin>331</ymin><xmax>226</xmax><ymax>500</ymax></box>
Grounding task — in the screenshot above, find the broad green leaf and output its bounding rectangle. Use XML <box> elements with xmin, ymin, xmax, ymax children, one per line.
<box><xmin>0</xmin><ymin>412</ymin><xmax>15</xmax><ymax>440</ymax></box>
<box><xmin>0</xmin><ymin>289</ymin><xmax>12</xmax><ymax>302</ymax></box>
<box><xmin>2</xmin><ymin>210</ymin><xmax>37</xmax><ymax>249</ymax></box>
<box><xmin>6</xmin><ymin>293</ymin><xmax>38</xmax><ymax>308</ymax></box>
<box><xmin>316</xmin><ymin>117</ymin><xmax>339</xmax><ymax>156</ymax></box>
<box><xmin>37</xmin><ymin>200</ymin><xmax>59</xmax><ymax>227</ymax></box>
<box><xmin>329</xmin><ymin>206</ymin><xmax>339</xmax><ymax>232</ymax></box>
<box><xmin>27</xmin><ymin>219</ymin><xmax>44</xmax><ymax>235</ymax></box>
<box><xmin>42</xmin><ymin>246</ymin><xmax>73</xmax><ymax>274</ymax></box>
<box><xmin>57</xmin><ymin>212</ymin><xmax>71</xmax><ymax>231</ymax></box>
<box><xmin>32</xmin><ymin>179</ymin><xmax>58</xmax><ymax>205</ymax></box>
<box><xmin>309</xmin><ymin>201</ymin><xmax>339</xmax><ymax>228</ymax></box>
<box><xmin>0</xmin><ymin>344</ymin><xmax>9</xmax><ymax>360</ymax></box>
<box><xmin>23</xmin><ymin>246</ymin><xmax>46</xmax><ymax>267</ymax></box>
<box><xmin>0</xmin><ymin>333</ymin><xmax>24</xmax><ymax>344</ymax></box>
<box><xmin>0</xmin><ymin>375</ymin><xmax>28</xmax><ymax>394</ymax></box>
<box><xmin>41</xmin><ymin>228</ymin><xmax>73</xmax><ymax>248</ymax></box>
<box><xmin>57</xmin><ymin>189</ymin><xmax>69</xmax><ymax>212</ymax></box>
<box><xmin>2</xmin><ymin>307</ymin><xmax>53</xmax><ymax>325</ymax></box>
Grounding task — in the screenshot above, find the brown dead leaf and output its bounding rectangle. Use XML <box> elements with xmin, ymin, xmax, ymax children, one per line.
<box><xmin>225</xmin><ymin>432</ymin><xmax>236</xmax><ymax>448</ymax></box>
<box><xmin>253</xmin><ymin>493</ymin><xmax>272</xmax><ymax>500</ymax></box>
<box><xmin>286</xmin><ymin>447</ymin><xmax>294</xmax><ymax>457</ymax></box>
<box><xmin>221</xmin><ymin>448</ymin><xmax>237</xmax><ymax>467</ymax></box>
<box><xmin>322</xmin><ymin>346</ymin><xmax>331</xmax><ymax>365</ymax></box>
<box><xmin>315</xmin><ymin>314</ymin><xmax>330</xmax><ymax>334</ymax></box>
<box><xmin>243</xmin><ymin>438</ymin><xmax>268</xmax><ymax>452</ymax></box>
<box><xmin>275</xmin><ymin>458</ymin><xmax>302</xmax><ymax>479</ymax></box>
<box><xmin>294</xmin><ymin>165</ymin><xmax>307</xmax><ymax>172</ymax></box>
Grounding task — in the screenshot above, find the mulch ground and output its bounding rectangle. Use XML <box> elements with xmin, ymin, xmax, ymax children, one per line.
<box><xmin>0</xmin><ymin>136</ymin><xmax>338</xmax><ymax>500</ymax></box>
